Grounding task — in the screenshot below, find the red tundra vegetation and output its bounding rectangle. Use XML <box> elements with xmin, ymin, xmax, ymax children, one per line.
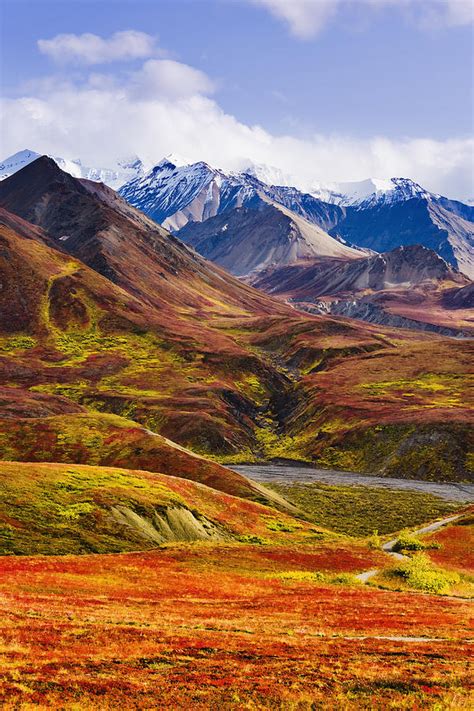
<box><xmin>0</xmin><ymin>544</ymin><xmax>472</xmax><ymax>710</ymax></box>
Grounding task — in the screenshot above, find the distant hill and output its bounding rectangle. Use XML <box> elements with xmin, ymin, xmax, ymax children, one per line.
<box><xmin>252</xmin><ymin>244</ymin><xmax>473</xmax><ymax>337</ymax></box>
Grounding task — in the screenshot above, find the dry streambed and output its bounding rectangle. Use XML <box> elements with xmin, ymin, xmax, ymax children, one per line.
<box><xmin>231</xmin><ymin>464</ymin><xmax>474</xmax><ymax>503</ymax></box>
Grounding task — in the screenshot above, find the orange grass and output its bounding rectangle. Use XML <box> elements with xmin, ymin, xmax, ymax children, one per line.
<box><xmin>0</xmin><ymin>545</ymin><xmax>472</xmax><ymax>709</ymax></box>
<box><xmin>424</xmin><ymin>515</ymin><xmax>474</xmax><ymax>575</ymax></box>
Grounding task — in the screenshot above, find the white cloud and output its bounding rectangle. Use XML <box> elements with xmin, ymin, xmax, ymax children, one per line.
<box><xmin>248</xmin><ymin>0</ymin><xmax>474</xmax><ymax>38</ymax></box>
<box><xmin>38</xmin><ymin>30</ymin><xmax>159</xmax><ymax>65</ymax></box>
<box><xmin>249</xmin><ymin>0</ymin><xmax>338</xmax><ymax>38</ymax></box>
<box><xmin>130</xmin><ymin>59</ymin><xmax>215</xmax><ymax>99</ymax></box>
<box><xmin>414</xmin><ymin>0</ymin><xmax>474</xmax><ymax>28</ymax></box>
<box><xmin>1</xmin><ymin>61</ymin><xmax>472</xmax><ymax>201</ymax></box>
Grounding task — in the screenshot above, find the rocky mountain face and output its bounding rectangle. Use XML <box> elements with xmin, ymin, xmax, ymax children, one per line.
<box><xmin>1</xmin><ymin>156</ymin><xmax>472</xmax><ymax>481</ymax></box>
<box><xmin>119</xmin><ymin>157</ymin><xmax>347</xmax><ymax>234</ymax></box>
<box><xmin>442</xmin><ymin>282</ymin><xmax>474</xmax><ymax>309</ymax></box>
<box><xmin>252</xmin><ymin>245</ymin><xmax>473</xmax><ymax>337</ymax></box>
<box><xmin>176</xmin><ymin>203</ymin><xmax>364</xmax><ymax>277</ymax></box>
<box><xmin>329</xmin><ymin>196</ymin><xmax>474</xmax><ymax>280</ymax></box>
<box><xmin>119</xmin><ymin>157</ymin><xmax>474</xmax><ymax>278</ymax></box>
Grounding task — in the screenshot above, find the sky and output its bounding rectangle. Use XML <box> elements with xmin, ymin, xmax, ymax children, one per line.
<box><xmin>0</xmin><ymin>0</ymin><xmax>473</xmax><ymax>199</ymax></box>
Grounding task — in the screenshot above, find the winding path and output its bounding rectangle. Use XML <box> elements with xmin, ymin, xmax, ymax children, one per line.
<box><xmin>355</xmin><ymin>513</ymin><xmax>464</xmax><ymax>583</ymax></box>
<box><xmin>233</xmin><ymin>463</ymin><xmax>471</xmax><ymax>587</ymax></box>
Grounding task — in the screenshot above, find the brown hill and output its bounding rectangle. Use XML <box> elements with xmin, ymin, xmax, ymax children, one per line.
<box><xmin>252</xmin><ymin>245</ymin><xmax>473</xmax><ymax>336</ymax></box>
<box><xmin>0</xmin><ymin>159</ymin><xmax>472</xmax><ymax>482</ymax></box>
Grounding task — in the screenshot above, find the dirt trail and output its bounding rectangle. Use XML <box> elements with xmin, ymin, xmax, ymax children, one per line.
<box><xmin>234</xmin><ymin>464</ymin><xmax>470</xmax><ymax>589</ymax></box>
<box><xmin>355</xmin><ymin>513</ymin><xmax>464</xmax><ymax>583</ymax></box>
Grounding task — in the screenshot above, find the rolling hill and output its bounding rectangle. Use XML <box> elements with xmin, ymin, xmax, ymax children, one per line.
<box><xmin>0</xmin><ymin>157</ymin><xmax>472</xmax><ymax>481</ymax></box>
<box><xmin>0</xmin><ymin>460</ymin><xmax>315</xmax><ymax>555</ymax></box>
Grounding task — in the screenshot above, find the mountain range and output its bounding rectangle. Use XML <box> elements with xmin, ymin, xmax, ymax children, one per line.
<box><xmin>117</xmin><ymin>156</ymin><xmax>474</xmax><ymax>279</ymax></box>
<box><xmin>0</xmin><ymin>149</ymin><xmax>145</xmax><ymax>190</ymax></box>
<box><xmin>176</xmin><ymin>203</ymin><xmax>364</xmax><ymax>277</ymax></box>
<box><xmin>2</xmin><ymin>149</ymin><xmax>472</xmax><ymax>278</ymax></box>
<box><xmin>2</xmin><ymin>148</ymin><xmax>472</xmax><ymax>339</ymax></box>
<box><xmin>0</xmin><ymin>155</ymin><xmax>472</xmax><ymax>483</ymax></box>
<box><xmin>251</xmin><ymin>244</ymin><xmax>473</xmax><ymax>337</ymax></box>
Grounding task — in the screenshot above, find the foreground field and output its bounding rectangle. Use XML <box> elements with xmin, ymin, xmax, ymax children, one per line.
<box><xmin>1</xmin><ymin>543</ymin><xmax>472</xmax><ymax>710</ymax></box>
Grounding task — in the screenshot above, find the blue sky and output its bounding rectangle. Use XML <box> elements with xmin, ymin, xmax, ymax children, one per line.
<box><xmin>1</xmin><ymin>0</ymin><xmax>473</xmax><ymax>198</ymax></box>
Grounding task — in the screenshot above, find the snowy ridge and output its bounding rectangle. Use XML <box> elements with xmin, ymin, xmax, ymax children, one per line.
<box><xmin>0</xmin><ymin>149</ymin><xmax>145</xmax><ymax>190</ymax></box>
<box><xmin>118</xmin><ymin>156</ymin><xmax>473</xmax><ymax>279</ymax></box>
<box><xmin>119</xmin><ymin>156</ymin><xmax>276</xmax><ymax>231</ymax></box>
<box><xmin>235</xmin><ymin>162</ymin><xmax>295</xmax><ymax>187</ymax></box>
<box><xmin>310</xmin><ymin>177</ymin><xmax>438</xmax><ymax>207</ymax></box>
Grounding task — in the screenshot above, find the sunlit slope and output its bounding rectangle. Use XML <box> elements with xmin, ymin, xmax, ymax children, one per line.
<box><xmin>0</xmin><ymin>460</ymin><xmax>322</xmax><ymax>554</ymax></box>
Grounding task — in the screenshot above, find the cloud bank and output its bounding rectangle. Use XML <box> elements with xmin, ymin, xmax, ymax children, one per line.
<box><xmin>2</xmin><ymin>28</ymin><xmax>472</xmax><ymax>201</ymax></box>
<box><xmin>38</xmin><ymin>30</ymin><xmax>159</xmax><ymax>64</ymax></box>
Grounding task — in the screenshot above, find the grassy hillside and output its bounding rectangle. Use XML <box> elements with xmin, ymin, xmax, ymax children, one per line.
<box><xmin>0</xmin><ymin>461</ymin><xmax>324</xmax><ymax>555</ymax></box>
<box><xmin>266</xmin><ymin>481</ymin><xmax>458</xmax><ymax>536</ymax></box>
<box><xmin>1</xmin><ymin>544</ymin><xmax>471</xmax><ymax>709</ymax></box>
<box><xmin>0</xmin><ymin>160</ymin><xmax>472</xmax><ymax>482</ymax></box>
<box><xmin>0</xmin><ymin>412</ymin><xmax>288</xmax><ymax>508</ymax></box>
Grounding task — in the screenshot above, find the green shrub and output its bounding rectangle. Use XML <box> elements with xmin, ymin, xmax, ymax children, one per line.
<box><xmin>367</xmin><ymin>529</ymin><xmax>381</xmax><ymax>549</ymax></box>
<box><xmin>237</xmin><ymin>534</ymin><xmax>266</xmax><ymax>545</ymax></box>
<box><xmin>392</xmin><ymin>553</ymin><xmax>460</xmax><ymax>594</ymax></box>
<box><xmin>0</xmin><ymin>524</ymin><xmax>14</xmax><ymax>553</ymax></box>
<box><xmin>266</xmin><ymin>519</ymin><xmax>296</xmax><ymax>533</ymax></box>
<box><xmin>0</xmin><ymin>335</ymin><xmax>36</xmax><ymax>351</ymax></box>
<box><xmin>331</xmin><ymin>573</ymin><xmax>361</xmax><ymax>586</ymax></box>
<box><xmin>393</xmin><ymin>530</ymin><xmax>441</xmax><ymax>553</ymax></box>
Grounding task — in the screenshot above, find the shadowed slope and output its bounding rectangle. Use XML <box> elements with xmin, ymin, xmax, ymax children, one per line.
<box><xmin>177</xmin><ymin>203</ymin><xmax>362</xmax><ymax>277</ymax></box>
<box><xmin>0</xmin><ymin>157</ymin><xmax>289</xmax><ymax>327</ymax></box>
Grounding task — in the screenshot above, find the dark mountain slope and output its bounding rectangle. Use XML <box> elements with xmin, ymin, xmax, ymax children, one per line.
<box><xmin>177</xmin><ymin>203</ymin><xmax>362</xmax><ymax>277</ymax></box>
<box><xmin>252</xmin><ymin>245</ymin><xmax>473</xmax><ymax>336</ymax></box>
<box><xmin>442</xmin><ymin>282</ymin><xmax>474</xmax><ymax>309</ymax></box>
<box><xmin>330</xmin><ymin>198</ymin><xmax>474</xmax><ymax>279</ymax></box>
<box><xmin>0</xmin><ymin>157</ymin><xmax>288</xmax><ymax>325</ymax></box>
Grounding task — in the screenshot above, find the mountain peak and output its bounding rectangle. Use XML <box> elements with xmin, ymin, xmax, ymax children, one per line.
<box><xmin>310</xmin><ymin>176</ymin><xmax>437</xmax><ymax>207</ymax></box>
<box><xmin>1</xmin><ymin>154</ymin><xmax>76</xmax><ymax>187</ymax></box>
<box><xmin>157</xmin><ymin>153</ymin><xmax>194</xmax><ymax>169</ymax></box>
<box><xmin>0</xmin><ymin>148</ymin><xmax>145</xmax><ymax>190</ymax></box>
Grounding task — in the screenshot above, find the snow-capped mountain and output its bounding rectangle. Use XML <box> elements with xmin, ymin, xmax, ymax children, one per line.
<box><xmin>118</xmin><ymin>155</ymin><xmax>473</xmax><ymax>278</ymax></box>
<box><xmin>0</xmin><ymin>149</ymin><xmax>145</xmax><ymax>190</ymax></box>
<box><xmin>236</xmin><ymin>161</ymin><xmax>295</xmax><ymax>187</ymax></box>
<box><xmin>119</xmin><ymin>156</ymin><xmax>344</xmax><ymax>233</ymax></box>
<box><xmin>120</xmin><ymin>157</ymin><xmax>261</xmax><ymax>231</ymax></box>
<box><xmin>310</xmin><ymin>177</ymin><xmax>437</xmax><ymax>207</ymax></box>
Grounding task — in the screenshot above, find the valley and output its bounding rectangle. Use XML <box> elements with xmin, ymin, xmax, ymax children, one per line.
<box><xmin>0</xmin><ymin>154</ymin><xmax>472</xmax><ymax>710</ymax></box>
<box><xmin>1</xmin><ymin>3</ymin><xmax>473</xmax><ymax>707</ymax></box>
<box><xmin>231</xmin><ymin>463</ymin><xmax>474</xmax><ymax>504</ymax></box>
